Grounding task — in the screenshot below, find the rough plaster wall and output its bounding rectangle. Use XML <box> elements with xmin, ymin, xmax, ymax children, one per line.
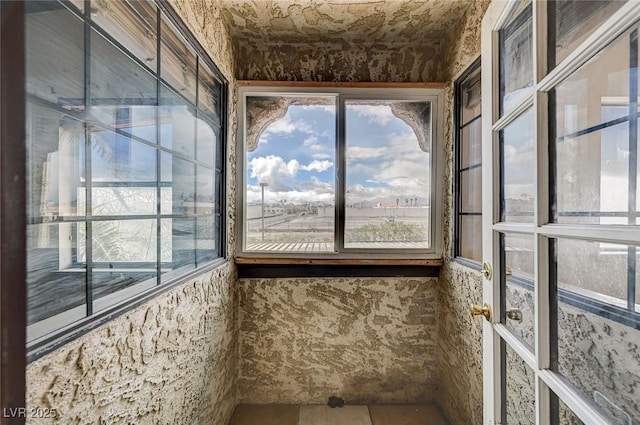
<box><xmin>26</xmin><ymin>2</ymin><xmax>240</xmax><ymax>425</ymax></box>
<box><xmin>237</xmin><ymin>41</ymin><xmax>443</xmax><ymax>82</ymax></box>
<box><xmin>437</xmin><ymin>2</ymin><xmax>490</xmax><ymax>425</ymax></box>
<box><xmin>237</xmin><ymin>277</ymin><xmax>439</xmax><ymax>404</ymax></box>
<box><xmin>26</xmin><ymin>264</ymin><xmax>238</xmax><ymax>425</ymax></box>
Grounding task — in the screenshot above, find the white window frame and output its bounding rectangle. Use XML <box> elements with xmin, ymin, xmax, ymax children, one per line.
<box><xmin>236</xmin><ymin>84</ymin><xmax>445</xmax><ymax>259</ymax></box>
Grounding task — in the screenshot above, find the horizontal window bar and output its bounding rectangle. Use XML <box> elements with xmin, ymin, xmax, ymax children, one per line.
<box><xmin>557</xmin><ymin>115</ymin><xmax>630</xmax><ymax>143</ymax></box>
<box><xmin>459</xmin><ymin>114</ymin><xmax>482</xmax><ymax>129</ymax></box>
<box><xmin>558</xmin><ymin>211</ymin><xmax>640</xmax><ymax>217</ymax></box>
<box><xmin>458</xmin><ymin>211</ymin><xmax>482</xmax><ymax>216</ymax></box>
<box><xmin>459</xmin><ymin>162</ymin><xmax>482</xmax><ymax>173</ymax></box>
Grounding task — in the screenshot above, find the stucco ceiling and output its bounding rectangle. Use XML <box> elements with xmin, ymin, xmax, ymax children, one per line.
<box><xmin>218</xmin><ymin>0</ymin><xmax>472</xmax><ymax>45</ymax></box>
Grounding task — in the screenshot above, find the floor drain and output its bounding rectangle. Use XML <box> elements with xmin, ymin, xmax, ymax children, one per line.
<box><xmin>327</xmin><ymin>396</ymin><xmax>345</xmax><ymax>408</ymax></box>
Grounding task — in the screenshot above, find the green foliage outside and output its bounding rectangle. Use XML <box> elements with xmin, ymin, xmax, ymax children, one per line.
<box><xmin>345</xmin><ymin>221</ymin><xmax>427</xmax><ymax>243</ymax></box>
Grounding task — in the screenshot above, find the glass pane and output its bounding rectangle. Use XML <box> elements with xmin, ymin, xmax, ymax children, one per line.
<box><xmin>90</xmin><ymin>28</ymin><xmax>157</xmax><ymax>143</ymax></box>
<box><xmin>198</xmin><ymin>62</ymin><xmax>221</xmax><ymax>122</ymax></box>
<box><xmin>553</xmin><ymin>26</ymin><xmax>639</xmax><ymax>225</ymax></box>
<box><xmin>196</xmin><ymin>115</ymin><xmax>217</xmax><ymax>166</ymax></box>
<box><xmin>90</xmin><ymin>128</ymin><xmax>157</xmax><ymax>183</ymax></box>
<box><xmin>92</xmin><ymin>219</ymin><xmax>157</xmax><ymax>263</ymax></box>
<box><xmin>93</xmin><ymin>269</ymin><xmax>156</xmax><ymax>313</ymax></box>
<box><xmin>501</xmin><ymin>108</ymin><xmax>535</xmax><ymax>222</ymax></box>
<box><xmin>344</xmin><ymin>100</ymin><xmax>430</xmax><ymax>249</ymax></box>
<box><xmin>26</xmin><ymin>104</ymin><xmax>84</xmax><ymax>220</ymax></box>
<box><xmin>196</xmin><ymin>165</ymin><xmax>214</xmax><ymax>215</ymax></box>
<box><xmin>460</xmin><ymin>168</ymin><xmax>482</xmax><ymax>213</ymax></box>
<box><xmin>160</xmin><ymin>15</ymin><xmax>197</xmax><ymax>103</ymax></box>
<box><xmin>26</xmin><ymin>2</ymin><xmax>84</xmax><ymax>110</ymax></box>
<box><xmin>171</xmin><ymin>157</ymin><xmax>196</xmax><ymax>216</ymax></box>
<box><xmin>27</xmin><ymin>223</ymin><xmax>87</xmax><ymax>340</ymax></box>
<box><xmin>92</xmin><ymin>0</ymin><xmax>158</xmax><ymax>70</ymax></box>
<box><xmin>500</xmin><ymin>3</ymin><xmax>533</xmax><ymax>114</ymax></box>
<box><xmin>504</xmin><ymin>342</ymin><xmax>536</xmax><ymax>425</ymax></box>
<box><xmin>161</xmin><ymin>85</ymin><xmax>196</xmax><ymax>158</ymax></box>
<box><xmin>552</xmin><ymin>1</ymin><xmax>625</xmax><ymax>67</ymax></box>
<box><xmin>245</xmin><ymin>96</ymin><xmax>336</xmax><ymax>252</ymax></box>
<box><xmin>459</xmin><ymin>215</ymin><xmax>482</xmax><ymax>262</ymax></box>
<box><xmin>196</xmin><ymin>216</ymin><xmax>216</xmax><ymax>264</ymax></box>
<box><xmin>553</xmin><ymin>394</ymin><xmax>586</xmax><ymax>425</ymax></box>
<box><xmin>502</xmin><ymin>233</ymin><xmax>535</xmax><ymax>350</ymax></box>
<box><xmin>161</xmin><ymin>218</ymin><xmax>196</xmax><ymax>283</ymax></box>
<box><xmin>69</xmin><ymin>0</ymin><xmax>84</xmax><ymax>12</ymax></box>
<box><xmin>461</xmin><ymin>118</ymin><xmax>482</xmax><ymax>169</ymax></box>
<box><xmin>555</xmin><ymin>238</ymin><xmax>640</xmax><ymax>423</ymax></box>
<box><xmin>461</xmin><ymin>65</ymin><xmax>481</xmax><ymax>125</ymax></box>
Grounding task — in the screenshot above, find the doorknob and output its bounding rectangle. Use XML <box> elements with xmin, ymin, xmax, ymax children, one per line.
<box><xmin>482</xmin><ymin>262</ymin><xmax>492</xmax><ymax>280</ymax></box>
<box><xmin>470</xmin><ymin>303</ymin><xmax>492</xmax><ymax>322</ymax></box>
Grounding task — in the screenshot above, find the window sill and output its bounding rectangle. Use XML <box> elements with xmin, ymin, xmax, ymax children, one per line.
<box><xmin>235</xmin><ymin>257</ymin><xmax>443</xmax><ymax>278</ymax></box>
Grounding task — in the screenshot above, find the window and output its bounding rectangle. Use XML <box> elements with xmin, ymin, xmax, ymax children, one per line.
<box><xmin>237</xmin><ymin>86</ymin><xmax>444</xmax><ymax>257</ymax></box>
<box><xmin>454</xmin><ymin>59</ymin><xmax>483</xmax><ymax>263</ymax></box>
<box><xmin>25</xmin><ymin>0</ymin><xmax>226</xmax><ymax>351</ymax></box>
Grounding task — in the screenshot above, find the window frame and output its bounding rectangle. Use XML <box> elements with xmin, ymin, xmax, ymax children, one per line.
<box><xmin>236</xmin><ymin>84</ymin><xmax>445</xmax><ymax>260</ymax></box>
<box><xmin>25</xmin><ymin>0</ymin><xmax>228</xmax><ymax>361</ymax></box>
<box><xmin>454</xmin><ymin>57</ymin><xmax>483</xmax><ymax>268</ymax></box>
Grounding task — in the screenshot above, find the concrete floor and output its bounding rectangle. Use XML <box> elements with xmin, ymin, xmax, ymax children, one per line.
<box><xmin>229</xmin><ymin>404</ymin><xmax>449</xmax><ymax>425</ymax></box>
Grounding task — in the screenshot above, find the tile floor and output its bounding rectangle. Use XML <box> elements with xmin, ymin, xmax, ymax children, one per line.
<box><xmin>228</xmin><ymin>404</ymin><xmax>449</xmax><ymax>425</ymax></box>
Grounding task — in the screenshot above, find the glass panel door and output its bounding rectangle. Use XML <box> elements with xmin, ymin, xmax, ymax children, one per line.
<box><xmin>482</xmin><ymin>1</ymin><xmax>640</xmax><ymax>425</ymax></box>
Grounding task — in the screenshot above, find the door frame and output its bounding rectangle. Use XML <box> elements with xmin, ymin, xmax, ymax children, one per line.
<box><xmin>481</xmin><ymin>1</ymin><xmax>640</xmax><ymax>424</ymax></box>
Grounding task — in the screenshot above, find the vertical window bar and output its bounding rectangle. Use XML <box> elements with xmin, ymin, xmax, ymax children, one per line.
<box><xmin>194</xmin><ymin>57</ymin><xmax>200</xmax><ymax>266</ymax></box>
<box><xmin>84</xmin><ymin>0</ymin><xmax>93</xmax><ymax>316</ymax></box>
<box><xmin>335</xmin><ymin>95</ymin><xmax>344</xmax><ymax>253</ymax></box>
<box><xmin>156</xmin><ymin>4</ymin><xmax>162</xmax><ymax>285</ymax></box>
<box><xmin>628</xmin><ymin>29</ymin><xmax>638</xmax><ymax>311</ymax></box>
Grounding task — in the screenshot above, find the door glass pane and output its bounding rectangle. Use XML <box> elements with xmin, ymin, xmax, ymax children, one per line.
<box><xmin>244</xmin><ymin>96</ymin><xmax>336</xmax><ymax>252</ymax></box>
<box><xmin>198</xmin><ymin>61</ymin><xmax>222</xmax><ymax>123</ymax></box>
<box><xmin>501</xmin><ymin>108</ymin><xmax>535</xmax><ymax>223</ymax></box>
<box><xmin>552</xmin><ymin>393</ymin><xmax>586</xmax><ymax>425</ymax></box>
<box><xmin>345</xmin><ymin>100</ymin><xmax>431</xmax><ymax>249</ymax></box>
<box><xmin>503</xmin><ymin>342</ymin><xmax>536</xmax><ymax>425</ymax></box>
<box><xmin>554</xmin><ymin>238</ymin><xmax>640</xmax><ymax>424</ymax></box>
<box><xmin>552</xmin><ymin>25</ymin><xmax>639</xmax><ymax>225</ymax></box>
<box><xmin>500</xmin><ymin>2</ymin><xmax>533</xmax><ymax>114</ymax></box>
<box><xmin>501</xmin><ymin>233</ymin><xmax>535</xmax><ymax>350</ymax></box>
<box><xmin>551</xmin><ymin>0</ymin><xmax>625</xmax><ymax>67</ymax></box>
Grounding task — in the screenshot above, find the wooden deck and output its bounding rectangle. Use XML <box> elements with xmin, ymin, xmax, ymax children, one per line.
<box><xmin>245</xmin><ymin>241</ymin><xmax>429</xmax><ymax>252</ymax></box>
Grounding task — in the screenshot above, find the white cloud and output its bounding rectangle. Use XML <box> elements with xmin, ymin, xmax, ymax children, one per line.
<box><xmin>301</xmin><ymin>160</ymin><xmax>333</xmax><ymax>172</ymax></box>
<box><xmin>248</xmin><ymin>155</ymin><xmax>300</xmax><ymax>191</ymax></box>
<box><xmin>346</xmin><ymin>146</ymin><xmax>387</xmax><ymax>162</ymax></box>
<box><xmin>264</xmin><ymin>115</ymin><xmax>313</xmax><ymax>136</ymax></box>
<box><xmin>350</xmin><ymin>104</ymin><xmax>395</xmax><ymax>125</ymax></box>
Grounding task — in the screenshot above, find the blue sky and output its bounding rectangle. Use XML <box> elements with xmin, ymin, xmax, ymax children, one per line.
<box><xmin>246</xmin><ymin>101</ymin><xmax>430</xmax><ymax>205</ymax></box>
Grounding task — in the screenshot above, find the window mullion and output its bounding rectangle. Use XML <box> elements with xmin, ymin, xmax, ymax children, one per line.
<box><xmin>84</xmin><ymin>0</ymin><xmax>94</xmax><ymax>317</ymax></box>
<box><xmin>155</xmin><ymin>3</ymin><xmax>162</xmax><ymax>286</ymax></box>
<box><xmin>336</xmin><ymin>95</ymin><xmax>345</xmax><ymax>254</ymax></box>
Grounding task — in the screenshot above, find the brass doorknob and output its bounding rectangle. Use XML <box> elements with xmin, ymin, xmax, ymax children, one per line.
<box><xmin>470</xmin><ymin>303</ymin><xmax>492</xmax><ymax>322</ymax></box>
<box><xmin>482</xmin><ymin>262</ymin><xmax>492</xmax><ymax>280</ymax></box>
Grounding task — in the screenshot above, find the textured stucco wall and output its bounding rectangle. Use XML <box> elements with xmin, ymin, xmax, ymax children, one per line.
<box><xmin>236</xmin><ymin>41</ymin><xmax>443</xmax><ymax>82</ymax></box>
<box><xmin>437</xmin><ymin>2</ymin><xmax>490</xmax><ymax>425</ymax></box>
<box><xmin>237</xmin><ymin>277</ymin><xmax>439</xmax><ymax>404</ymax></box>
<box><xmin>27</xmin><ymin>264</ymin><xmax>238</xmax><ymax>425</ymax></box>
<box><xmin>222</xmin><ymin>0</ymin><xmax>470</xmax><ymax>82</ymax></box>
<box><xmin>26</xmin><ymin>2</ymin><xmax>240</xmax><ymax>425</ymax></box>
